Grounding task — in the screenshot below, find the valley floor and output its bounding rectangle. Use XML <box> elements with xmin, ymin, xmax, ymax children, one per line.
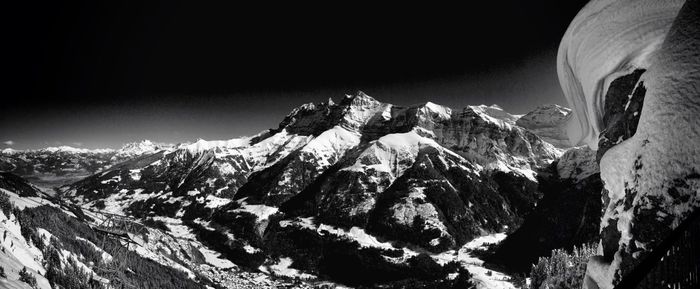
<box><xmin>434</xmin><ymin>233</ymin><xmax>517</xmax><ymax>289</ymax></box>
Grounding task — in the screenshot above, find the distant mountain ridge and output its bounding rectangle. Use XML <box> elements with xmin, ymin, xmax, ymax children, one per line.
<box><xmin>0</xmin><ymin>140</ymin><xmax>174</xmax><ymax>190</ymax></box>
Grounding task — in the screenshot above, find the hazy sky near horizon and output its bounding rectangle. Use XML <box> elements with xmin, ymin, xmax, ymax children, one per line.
<box><xmin>4</xmin><ymin>1</ymin><xmax>588</xmax><ymax>149</ymax></box>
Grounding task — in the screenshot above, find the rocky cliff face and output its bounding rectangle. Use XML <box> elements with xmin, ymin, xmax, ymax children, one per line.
<box><xmin>56</xmin><ymin>92</ymin><xmax>563</xmax><ymax>286</ymax></box>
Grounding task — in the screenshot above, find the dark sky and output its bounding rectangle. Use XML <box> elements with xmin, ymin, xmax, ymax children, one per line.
<box><xmin>3</xmin><ymin>1</ymin><xmax>589</xmax><ymax>149</ymax></box>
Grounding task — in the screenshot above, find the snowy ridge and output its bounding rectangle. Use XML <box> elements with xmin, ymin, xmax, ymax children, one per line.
<box><xmin>242</xmin><ymin>129</ymin><xmax>314</xmax><ymax>171</ymax></box>
<box><xmin>43</xmin><ymin>146</ymin><xmax>114</xmax><ymax>154</ymax></box>
<box><xmin>343</xmin><ymin>129</ymin><xmax>437</xmax><ymax>176</ymax></box>
<box><xmin>467</xmin><ymin>104</ymin><xmax>520</xmax><ymax>127</ymax></box>
<box><xmin>178</xmin><ymin>137</ymin><xmax>251</xmax><ymax>153</ymax></box>
<box><xmin>0</xmin><ymin>146</ymin><xmax>112</xmax><ymax>154</ymax></box>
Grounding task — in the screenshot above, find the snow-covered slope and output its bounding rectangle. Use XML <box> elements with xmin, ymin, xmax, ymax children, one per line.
<box><xmin>0</xmin><ymin>206</ymin><xmax>52</xmax><ymax>289</ymax></box>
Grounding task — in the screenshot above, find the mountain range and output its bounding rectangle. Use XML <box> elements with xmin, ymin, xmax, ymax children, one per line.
<box><xmin>0</xmin><ymin>92</ymin><xmax>599</xmax><ymax>289</ymax></box>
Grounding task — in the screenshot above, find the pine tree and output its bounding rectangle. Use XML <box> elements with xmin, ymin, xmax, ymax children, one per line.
<box><xmin>19</xmin><ymin>267</ymin><xmax>38</xmax><ymax>288</ymax></box>
<box><xmin>529</xmin><ymin>243</ymin><xmax>597</xmax><ymax>289</ymax></box>
<box><xmin>0</xmin><ymin>190</ymin><xmax>11</xmax><ymax>217</ymax></box>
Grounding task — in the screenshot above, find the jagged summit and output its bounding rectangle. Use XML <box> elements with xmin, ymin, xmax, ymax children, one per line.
<box><xmin>343</xmin><ymin>90</ymin><xmax>379</xmax><ymax>103</ymax></box>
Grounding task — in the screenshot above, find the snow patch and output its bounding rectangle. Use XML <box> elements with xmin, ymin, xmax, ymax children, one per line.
<box><xmin>233</xmin><ymin>202</ymin><xmax>279</xmax><ymax>222</ymax></box>
<box><xmin>261</xmin><ymin>257</ymin><xmax>316</xmax><ymax>279</ymax></box>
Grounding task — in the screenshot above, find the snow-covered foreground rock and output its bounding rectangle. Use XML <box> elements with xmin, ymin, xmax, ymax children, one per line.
<box><xmin>558</xmin><ymin>0</ymin><xmax>699</xmax><ymax>288</ymax></box>
<box><xmin>558</xmin><ymin>0</ymin><xmax>685</xmax><ymax>149</ymax></box>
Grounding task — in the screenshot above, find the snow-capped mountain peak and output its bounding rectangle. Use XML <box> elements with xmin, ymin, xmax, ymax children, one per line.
<box><xmin>115</xmin><ymin>140</ymin><xmax>173</xmax><ymax>159</ymax></box>
<box><xmin>420</xmin><ymin>102</ymin><xmax>453</xmax><ymax>120</ymax></box>
<box><xmin>464</xmin><ymin>104</ymin><xmax>520</xmax><ymax>127</ymax></box>
<box><xmin>339</xmin><ymin>92</ymin><xmax>390</xmax><ymax>131</ymax></box>
<box><xmin>344</xmin><ymin>90</ymin><xmax>379</xmax><ymax>105</ymax></box>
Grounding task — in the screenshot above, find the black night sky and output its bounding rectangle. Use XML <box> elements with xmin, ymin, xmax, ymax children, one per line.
<box><xmin>4</xmin><ymin>1</ymin><xmax>589</xmax><ymax>149</ymax></box>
